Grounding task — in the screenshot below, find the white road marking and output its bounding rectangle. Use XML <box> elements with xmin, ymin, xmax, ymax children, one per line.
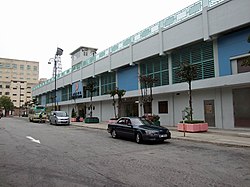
<box><xmin>26</xmin><ymin>136</ymin><xmax>41</xmax><ymax>144</ymax></box>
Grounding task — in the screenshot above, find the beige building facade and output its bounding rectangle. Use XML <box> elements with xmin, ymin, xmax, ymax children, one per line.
<box><xmin>0</xmin><ymin>58</ymin><xmax>39</xmax><ymax>115</ymax></box>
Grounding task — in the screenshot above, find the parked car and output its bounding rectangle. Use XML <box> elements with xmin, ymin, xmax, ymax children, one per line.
<box><xmin>49</xmin><ymin>111</ymin><xmax>70</xmax><ymax>125</ymax></box>
<box><xmin>107</xmin><ymin>117</ymin><xmax>171</xmax><ymax>143</ymax></box>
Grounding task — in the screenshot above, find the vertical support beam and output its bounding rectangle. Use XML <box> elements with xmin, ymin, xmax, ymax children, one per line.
<box><xmin>93</xmin><ymin>60</ymin><xmax>96</xmax><ymax>77</ymax></box>
<box><xmin>202</xmin><ymin>0</ymin><xmax>210</xmax><ymax>41</ymax></box>
<box><xmin>213</xmin><ymin>38</ymin><xmax>220</xmax><ymax>77</ymax></box>
<box><xmin>159</xmin><ymin>27</ymin><xmax>164</xmax><ymax>56</ymax></box>
<box><xmin>109</xmin><ymin>50</ymin><xmax>112</xmax><ymax>72</ymax></box>
<box><xmin>168</xmin><ymin>52</ymin><xmax>173</xmax><ymax>85</ymax></box>
<box><xmin>129</xmin><ymin>43</ymin><xmax>134</xmax><ymax>66</ymax></box>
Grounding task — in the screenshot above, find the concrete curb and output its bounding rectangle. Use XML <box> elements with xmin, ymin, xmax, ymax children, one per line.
<box><xmin>70</xmin><ymin>123</ymin><xmax>250</xmax><ymax>148</ymax></box>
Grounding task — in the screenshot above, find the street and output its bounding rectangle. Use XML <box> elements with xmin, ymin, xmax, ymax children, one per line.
<box><xmin>0</xmin><ymin>117</ymin><xmax>250</xmax><ymax>187</ymax></box>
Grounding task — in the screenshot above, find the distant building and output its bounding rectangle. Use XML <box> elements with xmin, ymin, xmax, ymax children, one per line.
<box><xmin>0</xmin><ymin>58</ymin><xmax>39</xmax><ymax>116</ymax></box>
<box><xmin>70</xmin><ymin>46</ymin><xmax>98</xmax><ymax>67</ymax></box>
<box><xmin>39</xmin><ymin>78</ymin><xmax>47</xmax><ymax>84</ymax></box>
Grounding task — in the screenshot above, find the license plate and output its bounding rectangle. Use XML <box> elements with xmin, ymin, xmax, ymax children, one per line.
<box><xmin>159</xmin><ymin>134</ymin><xmax>168</xmax><ymax>138</ymax></box>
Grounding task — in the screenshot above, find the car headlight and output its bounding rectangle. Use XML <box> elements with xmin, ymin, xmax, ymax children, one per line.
<box><xmin>145</xmin><ymin>130</ymin><xmax>158</xmax><ymax>135</ymax></box>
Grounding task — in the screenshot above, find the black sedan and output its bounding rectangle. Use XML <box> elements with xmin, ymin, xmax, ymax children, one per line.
<box><xmin>107</xmin><ymin>117</ymin><xmax>171</xmax><ymax>143</ymax></box>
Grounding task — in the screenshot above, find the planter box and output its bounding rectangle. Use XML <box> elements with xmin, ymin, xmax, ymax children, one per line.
<box><xmin>85</xmin><ymin>117</ymin><xmax>99</xmax><ymax>123</ymax></box>
<box><xmin>177</xmin><ymin>123</ymin><xmax>208</xmax><ymax>132</ymax></box>
<box><xmin>108</xmin><ymin>118</ymin><xmax>118</xmax><ymax>124</ymax></box>
<box><xmin>80</xmin><ymin>117</ymin><xmax>84</xmax><ymax>122</ymax></box>
<box><xmin>71</xmin><ymin>118</ymin><xmax>76</xmax><ymax>122</ymax></box>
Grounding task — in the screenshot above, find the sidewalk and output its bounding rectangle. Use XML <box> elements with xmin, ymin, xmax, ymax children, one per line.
<box><xmin>71</xmin><ymin>121</ymin><xmax>250</xmax><ymax>148</ymax></box>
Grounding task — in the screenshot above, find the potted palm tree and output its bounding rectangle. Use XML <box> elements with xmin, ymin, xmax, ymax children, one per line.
<box><xmin>139</xmin><ymin>75</ymin><xmax>160</xmax><ymax>126</ymax></box>
<box><xmin>177</xmin><ymin>62</ymin><xmax>208</xmax><ymax>132</ymax></box>
<box><xmin>84</xmin><ymin>78</ymin><xmax>99</xmax><ymax>123</ymax></box>
<box><xmin>71</xmin><ymin>108</ymin><xmax>77</xmax><ymax>122</ymax></box>
<box><xmin>108</xmin><ymin>87</ymin><xmax>126</xmax><ymax>124</ymax></box>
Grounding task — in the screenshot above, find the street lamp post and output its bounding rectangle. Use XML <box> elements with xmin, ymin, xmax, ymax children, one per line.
<box><xmin>19</xmin><ymin>84</ymin><xmax>21</xmax><ymax>117</ymax></box>
<box><xmin>48</xmin><ymin>47</ymin><xmax>63</xmax><ymax>111</ymax></box>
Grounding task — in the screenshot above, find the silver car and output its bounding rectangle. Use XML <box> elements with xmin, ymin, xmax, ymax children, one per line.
<box><xmin>49</xmin><ymin>111</ymin><xmax>70</xmax><ymax>125</ymax></box>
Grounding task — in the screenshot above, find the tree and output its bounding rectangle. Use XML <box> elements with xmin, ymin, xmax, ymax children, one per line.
<box><xmin>116</xmin><ymin>89</ymin><xmax>126</xmax><ymax>118</ymax></box>
<box><xmin>85</xmin><ymin>78</ymin><xmax>96</xmax><ymax>118</ymax></box>
<box><xmin>109</xmin><ymin>89</ymin><xmax>117</xmax><ymax>119</ymax></box>
<box><xmin>109</xmin><ymin>87</ymin><xmax>126</xmax><ymax>119</ymax></box>
<box><xmin>0</xmin><ymin>96</ymin><xmax>14</xmax><ymax>116</ymax></box>
<box><xmin>177</xmin><ymin>62</ymin><xmax>197</xmax><ymax>121</ymax></box>
<box><xmin>139</xmin><ymin>75</ymin><xmax>157</xmax><ymax>114</ymax></box>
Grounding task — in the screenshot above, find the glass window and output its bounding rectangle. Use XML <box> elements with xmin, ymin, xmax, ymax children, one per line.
<box><xmin>27</xmin><ymin>65</ymin><xmax>31</xmax><ymax>70</ymax></box>
<box><xmin>0</xmin><ymin>92</ymin><xmax>2</xmax><ymax>95</ymax></box>
<box><xmin>237</xmin><ymin>57</ymin><xmax>250</xmax><ymax>73</ymax></box>
<box><xmin>158</xmin><ymin>101</ymin><xmax>168</xmax><ymax>114</ymax></box>
<box><xmin>12</xmin><ymin>64</ymin><xmax>17</xmax><ymax>69</ymax></box>
<box><xmin>140</xmin><ymin>55</ymin><xmax>169</xmax><ymax>88</ymax></box>
<box><xmin>100</xmin><ymin>72</ymin><xmax>115</xmax><ymax>95</ymax></box>
<box><xmin>20</xmin><ymin>65</ymin><xmax>24</xmax><ymax>70</ymax></box>
<box><xmin>6</xmin><ymin>85</ymin><xmax>10</xmax><ymax>88</ymax></box>
<box><xmin>5</xmin><ymin>63</ymin><xmax>11</xmax><ymax>68</ymax></box>
<box><xmin>5</xmin><ymin>92</ymin><xmax>10</xmax><ymax>95</ymax></box>
<box><xmin>172</xmin><ymin>41</ymin><xmax>214</xmax><ymax>84</ymax></box>
<box><xmin>0</xmin><ymin>63</ymin><xmax>3</xmax><ymax>68</ymax></box>
<box><xmin>0</xmin><ymin>85</ymin><xmax>2</xmax><ymax>88</ymax></box>
<box><xmin>33</xmin><ymin>66</ymin><xmax>38</xmax><ymax>71</ymax></box>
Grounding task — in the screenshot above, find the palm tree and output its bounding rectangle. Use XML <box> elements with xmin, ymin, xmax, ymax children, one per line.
<box><xmin>109</xmin><ymin>87</ymin><xmax>126</xmax><ymax>118</ymax></box>
<box><xmin>139</xmin><ymin>75</ymin><xmax>157</xmax><ymax>114</ymax></box>
<box><xmin>109</xmin><ymin>89</ymin><xmax>117</xmax><ymax>119</ymax></box>
<box><xmin>116</xmin><ymin>89</ymin><xmax>126</xmax><ymax>118</ymax></box>
<box><xmin>177</xmin><ymin>62</ymin><xmax>197</xmax><ymax>121</ymax></box>
<box><xmin>85</xmin><ymin>79</ymin><xmax>96</xmax><ymax>118</ymax></box>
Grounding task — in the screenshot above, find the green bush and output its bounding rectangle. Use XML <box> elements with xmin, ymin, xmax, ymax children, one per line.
<box><xmin>180</xmin><ymin>120</ymin><xmax>205</xmax><ymax>124</ymax></box>
<box><xmin>71</xmin><ymin>108</ymin><xmax>77</xmax><ymax>118</ymax></box>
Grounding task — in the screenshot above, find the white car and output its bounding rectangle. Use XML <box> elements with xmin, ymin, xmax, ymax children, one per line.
<box><xmin>49</xmin><ymin>111</ymin><xmax>70</xmax><ymax>125</ymax></box>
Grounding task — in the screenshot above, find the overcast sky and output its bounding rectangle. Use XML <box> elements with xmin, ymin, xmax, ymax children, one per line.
<box><xmin>0</xmin><ymin>0</ymin><xmax>197</xmax><ymax>79</ymax></box>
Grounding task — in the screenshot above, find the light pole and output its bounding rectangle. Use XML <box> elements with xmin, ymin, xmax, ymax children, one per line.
<box><xmin>19</xmin><ymin>84</ymin><xmax>21</xmax><ymax>117</ymax></box>
<box><xmin>48</xmin><ymin>47</ymin><xmax>63</xmax><ymax>111</ymax></box>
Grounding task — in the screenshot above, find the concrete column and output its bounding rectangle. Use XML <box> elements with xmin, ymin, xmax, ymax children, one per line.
<box><xmin>167</xmin><ymin>52</ymin><xmax>173</xmax><ymax>85</ymax></box>
<box><xmin>92</xmin><ymin>60</ymin><xmax>95</xmax><ymax>77</ymax></box>
<box><xmin>159</xmin><ymin>27</ymin><xmax>164</xmax><ymax>56</ymax></box>
<box><xmin>202</xmin><ymin>0</ymin><xmax>209</xmax><ymax>7</ymax></box>
<box><xmin>109</xmin><ymin>51</ymin><xmax>112</xmax><ymax>72</ymax></box>
<box><xmin>202</xmin><ymin>6</ymin><xmax>210</xmax><ymax>41</ymax></box>
<box><xmin>213</xmin><ymin>39</ymin><xmax>220</xmax><ymax>77</ymax></box>
<box><xmin>129</xmin><ymin>43</ymin><xmax>134</xmax><ymax>66</ymax></box>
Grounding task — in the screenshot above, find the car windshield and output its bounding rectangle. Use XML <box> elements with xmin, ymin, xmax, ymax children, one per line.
<box><xmin>35</xmin><ymin>109</ymin><xmax>44</xmax><ymax>114</ymax></box>
<box><xmin>130</xmin><ymin>118</ymin><xmax>154</xmax><ymax>126</ymax></box>
<box><xmin>56</xmin><ymin>112</ymin><xmax>67</xmax><ymax>117</ymax></box>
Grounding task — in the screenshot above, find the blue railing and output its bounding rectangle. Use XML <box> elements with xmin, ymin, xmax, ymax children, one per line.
<box><xmin>33</xmin><ymin>0</ymin><xmax>225</xmax><ymax>91</ymax></box>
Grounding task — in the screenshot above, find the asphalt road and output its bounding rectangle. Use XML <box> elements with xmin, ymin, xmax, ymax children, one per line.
<box><xmin>0</xmin><ymin>117</ymin><xmax>250</xmax><ymax>187</ymax></box>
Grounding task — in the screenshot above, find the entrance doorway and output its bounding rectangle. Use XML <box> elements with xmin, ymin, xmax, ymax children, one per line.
<box><xmin>233</xmin><ymin>87</ymin><xmax>250</xmax><ymax>128</ymax></box>
<box><xmin>204</xmin><ymin>100</ymin><xmax>215</xmax><ymax>127</ymax></box>
<box><xmin>120</xmin><ymin>97</ymin><xmax>139</xmax><ymax>117</ymax></box>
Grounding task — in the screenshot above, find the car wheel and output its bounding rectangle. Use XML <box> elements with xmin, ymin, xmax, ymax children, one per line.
<box><xmin>136</xmin><ymin>133</ymin><xmax>142</xmax><ymax>144</ymax></box>
<box><xmin>111</xmin><ymin>129</ymin><xmax>117</xmax><ymax>138</ymax></box>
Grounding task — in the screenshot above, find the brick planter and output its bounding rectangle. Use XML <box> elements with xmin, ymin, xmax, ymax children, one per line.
<box><xmin>177</xmin><ymin>123</ymin><xmax>208</xmax><ymax>132</ymax></box>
